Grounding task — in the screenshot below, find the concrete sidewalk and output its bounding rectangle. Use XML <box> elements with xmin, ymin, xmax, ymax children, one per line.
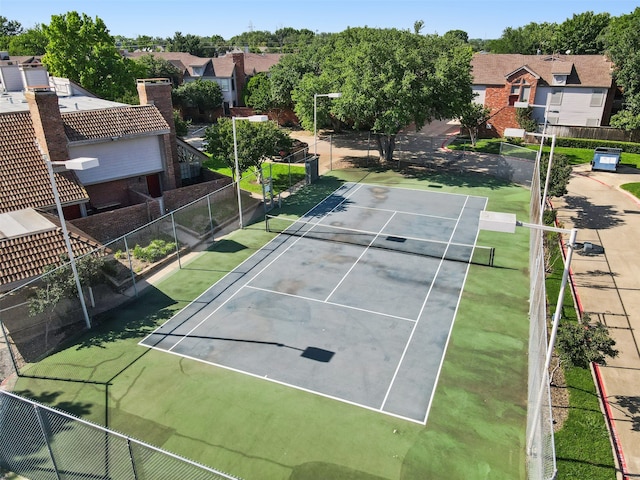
<box><xmin>554</xmin><ymin>164</ymin><xmax>640</xmax><ymax>479</ymax></box>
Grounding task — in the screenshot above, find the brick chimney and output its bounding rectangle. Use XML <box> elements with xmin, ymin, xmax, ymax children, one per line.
<box><xmin>231</xmin><ymin>53</ymin><xmax>246</xmax><ymax>107</ymax></box>
<box><xmin>24</xmin><ymin>86</ymin><xmax>70</xmax><ymax>162</ymax></box>
<box><xmin>137</xmin><ymin>78</ymin><xmax>181</xmax><ymax>189</ymax></box>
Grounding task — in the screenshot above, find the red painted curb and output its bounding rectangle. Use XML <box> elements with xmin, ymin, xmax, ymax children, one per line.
<box><xmin>549</xmin><ymin>197</ymin><xmax>629</xmax><ymax>478</ymax></box>
<box><xmin>593</xmin><ymin>363</ymin><xmax>629</xmax><ymax>479</ymax></box>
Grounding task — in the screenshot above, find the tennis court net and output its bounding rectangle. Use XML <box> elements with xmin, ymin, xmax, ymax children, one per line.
<box><xmin>265</xmin><ymin>215</ymin><xmax>495</xmax><ymax>267</ymax></box>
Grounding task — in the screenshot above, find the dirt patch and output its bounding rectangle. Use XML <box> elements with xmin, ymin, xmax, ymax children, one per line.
<box><xmin>550</xmin><ymin>359</ymin><xmax>570</xmax><ymax>432</ymax></box>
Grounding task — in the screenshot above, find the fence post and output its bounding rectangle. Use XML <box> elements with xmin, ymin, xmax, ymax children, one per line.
<box><xmin>0</xmin><ymin>318</ymin><xmax>19</xmax><ymax>378</ymax></box>
<box><xmin>206</xmin><ymin>192</ymin><xmax>214</xmax><ymax>242</ymax></box>
<box><xmin>171</xmin><ymin>212</ymin><xmax>181</xmax><ymax>269</ymax></box>
<box><xmin>34</xmin><ymin>404</ymin><xmax>62</xmax><ymax>480</ymax></box>
<box><xmin>127</xmin><ymin>438</ymin><xmax>140</xmax><ymax>480</ymax></box>
<box><xmin>123</xmin><ymin>236</ymin><xmax>138</xmax><ymax>297</ymax></box>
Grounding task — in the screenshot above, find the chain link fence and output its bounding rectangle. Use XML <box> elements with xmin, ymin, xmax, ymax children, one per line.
<box><xmin>526</xmin><ymin>158</ymin><xmax>557</xmax><ymax>480</ymax></box>
<box><xmin>0</xmin><ymin>390</ymin><xmax>239</xmax><ymax>480</ymax></box>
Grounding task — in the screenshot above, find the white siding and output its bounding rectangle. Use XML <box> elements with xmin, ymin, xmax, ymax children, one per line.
<box><xmin>532</xmin><ymin>87</ymin><xmax>607</xmax><ymax>127</ymax></box>
<box><xmin>472</xmin><ymin>86</ymin><xmax>486</xmax><ymax>105</ymax></box>
<box><xmin>70</xmin><ymin>136</ymin><xmax>164</xmax><ymax>186</ymax></box>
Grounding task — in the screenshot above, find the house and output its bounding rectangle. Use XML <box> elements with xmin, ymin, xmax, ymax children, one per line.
<box><xmin>470</xmin><ymin>53</ymin><xmax>616</xmax><ymax>137</ymax></box>
<box><xmin>0</xmin><ymin>60</ymin><xmax>188</xmax><ymax>290</ymax></box>
<box><xmin>124</xmin><ymin>51</ymin><xmax>282</xmax><ymax>111</ymax></box>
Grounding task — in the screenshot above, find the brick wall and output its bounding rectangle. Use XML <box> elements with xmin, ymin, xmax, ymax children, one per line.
<box><xmin>25</xmin><ymin>88</ymin><xmax>69</xmax><ymax>162</ymax></box>
<box><xmin>163</xmin><ymin>177</ymin><xmax>232</xmax><ymax>212</ymax></box>
<box><xmin>484</xmin><ymin>72</ymin><xmax>540</xmax><ymax>137</ymax></box>
<box><xmin>137</xmin><ymin>79</ymin><xmax>181</xmax><ymax>190</ymax></box>
<box><xmin>70</xmin><ymin>200</ymin><xmax>161</xmax><ymax>243</ymax></box>
<box><xmin>231</xmin><ymin>53</ymin><xmax>246</xmax><ymax>106</ymax></box>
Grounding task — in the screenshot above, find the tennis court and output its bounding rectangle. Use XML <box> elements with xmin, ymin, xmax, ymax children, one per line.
<box><xmin>141</xmin><ymin>182</ymin><xmax>489</xmax><ymax>423</ymax></box>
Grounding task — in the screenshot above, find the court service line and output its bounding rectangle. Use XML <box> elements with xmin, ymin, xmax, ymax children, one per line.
<box><xmin>324</xmin><ymin>211</ymin><xmax>398</xmax><ymax>303</ymax></box>
<box><xmin>245</xmin><ymin>284</ymin><xmax>417</xmax><ymax>324</ymax></box>
<box><xmin>379</xmin><ymin>195</ymin><xmax>471</xmax><ymax>412</ymax></box>
<box><xmin>140</xmin><ymin>184</ymin><xmax>363</xmax><ymax>347</ymax></box>
<box><xmin>164</xmin><ymin>184</ymin><xmax>367</xmax><ymax>353</ymax></box>
<box><xmin>419</xmin><ymin>196</ymin><xmax>489</xmax><ymax>424</ymax></box>
<box><xmin>348</xmin><ymin>204</ymin><xmax>459</xmax><ymax>222</ymax></box>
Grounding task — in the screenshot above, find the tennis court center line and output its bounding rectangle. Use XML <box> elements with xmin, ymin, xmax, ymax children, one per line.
<box><xmin>140</xmin><ymin>182</ymin><xmax>366</xmax><ymax>349</ymax></box>
<box><xmin>324</xmin><ymin>211</ymin><xmax>398</xmax><ymax>303</ymax></box>
<box><xmin>348</xmin><ymin>204</ymin><xmax>459</xmax><ymax>222</ymax></box>
<box><xmin>245</xmin><ymin>284</ymin><xmax>417</xmax><ymax>324</ymax></box>
<box><xmin>418</xmin><ymin>196</ymin><xmax>488</xmax><ymax>424</ymax></box>
<box><xmin>161</xmin><ymin>183</ymin><xmax>368</xmax><ymax>354</ymax></box>
<box><xmin>379</xmin><ymin>195</ymin><xmax>471</xmax><ymax>416</ymax></box>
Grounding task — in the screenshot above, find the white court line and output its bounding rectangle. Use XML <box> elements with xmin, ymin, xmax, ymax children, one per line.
<box><xmin>164</xmin><ymin>184</ymin><xmax>366</xmax><ymax>353</ymax></box>
<box><xmin>348</xmin><ymin>204</ymin><xmax>459</xmax><ymax>221</ymax></box>
<box><xmin>380</xmin><ymin>195</ymin><xmax>471</xmax><ymax>412</ymax></box>
<box><xmin>419</xmin><ymin>196</ymin><xmax>489</xmax><ymax>425</ymax></box>
<box><xmin>139</xmin><ymin>182</ymin><xmax>364</xmax><ymax>347</ymax></box>
<box><xmin>245</xmin><ymin>284</ymin><xmax>417</xmax><ymax>324</ymax></box>
<box><xmin>147</xmin><ymin>346</ymin><xmax>425</xmax><ymax>425</ymax></box>
<box><xmin>324</xmin><ymin>212</ymin><xmax>397</xmax><ymax>303</ymax></box>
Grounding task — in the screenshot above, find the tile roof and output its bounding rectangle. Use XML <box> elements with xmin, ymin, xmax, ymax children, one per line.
<box><xmin>471</xmin><ymin>53</ymin><xmax>614</xmax><ymax>88</ymax></box>
<box><xmin>63</xmin><ymin>105</ymin><xmax>170</xmax><ymax>143</ymax></box>
<box><xmin>0</xmin><ymin>212</ymin><xmax>103</xmax><ymax>287</ymax></box>
<box><xmin>0</xmin><ymin>112</ymin><xmax>88</xmax><ymax>213</ymax></box>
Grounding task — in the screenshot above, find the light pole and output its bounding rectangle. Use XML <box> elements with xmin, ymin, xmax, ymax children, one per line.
<box><xmin>313</xmin><ymin>92</ymin><xmax>342</xmax><ymax>157</ymax></box>
<box><xmin>232</xmin><ymin>115</ymin><xmax>269</xmax><ymax>228</ymax></box>
<box><xmin>44</xmin><ymin>156</ymin><xmax>99</xmax><ymax>329</ymax></box>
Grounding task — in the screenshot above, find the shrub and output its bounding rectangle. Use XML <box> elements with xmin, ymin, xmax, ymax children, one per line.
<box><xmin>132</xmin><ymin>239</ymin><xmax>177</xmax><ymax>263</ymax></box>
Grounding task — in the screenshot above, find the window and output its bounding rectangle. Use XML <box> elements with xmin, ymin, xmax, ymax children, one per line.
<box><xmin>590</xmin><ymin>89</ymin><xmax>605</xmax><ymax>107</ymax></box>
<box><xmin>546</xmin><ymin>115</ymin><xmax>559</xmax><ymax>125</ymax></box>
<box><xmin>550</xmin><ymin>89</ymin><xmax>563</xmax><ymax>105</ymax></box>
<box><xmin>508</xmin><ymin>78</ymin><xmax>530</xmax><ymax>106</ymax></box>
<box><xmin>586</xmin><ymin>118</ymin><xmax>600</xmax><ymax>127</ymax></box>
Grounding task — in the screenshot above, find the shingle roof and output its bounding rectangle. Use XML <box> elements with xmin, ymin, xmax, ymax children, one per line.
<box><xmin>471</xmin><ymin>53</ymin><xmax>614</xmax><ymax>88</ymax></box>
<box><xmin>0</xmin><ymin>212</ymin><xmax>103</xmax><ymax>287</ymax></box>
<box><xmin>0</xmin><ymin>112</ymin><xmax>88</xmax><ymax>213</ymax></box>
<box><xmin>63</xmin><ymin>105</ymin><xmax>170</xmax><ymax>143</ymax></box>
<box><xmin>242</xmin><ymin>53</ymin><xmax>282</xmax><ymax>76</ymax></box>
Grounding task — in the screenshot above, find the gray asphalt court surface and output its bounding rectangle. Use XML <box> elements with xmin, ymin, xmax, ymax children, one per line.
<box><xmin>141</xmin><ymin>183</ymin><xmax>489</xmax><ymax>423</ymax></box>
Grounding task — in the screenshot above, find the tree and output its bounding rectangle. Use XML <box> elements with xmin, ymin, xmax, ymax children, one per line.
<box><xmin>458</xmin><ymin>103</ymin><xmax>490</xmax><ymax>146</ymax></box>
<box><xmin>172</xmin><ymin>79</ymin><xmax>223</xmax><ymax>112</ymax></box>
<box><xmin>555</xmin><ymin>314</ymin><xmax>618</xmax><ymax>372</ymax></box>
<box><xmin>0</xmin><ymin>16</ymin><xmax>22</xmax><ymax>36</ymax></box>
<box><xmin>133</xmin><ymin>54</ymin><xmax>182</xmax><ymax>86</ymax></box>
<box><xmin>244</xmin><ymin>72</ymin><xmax>273</xmax><ymax>113</ymax></box>
<box><xmin>166</xmin><ymin>32</ymin><xmax>206</xmax><ymax>56</ymax></box>
<box><xmin>605</xmin><ymin>8</ymin><xmax>640</xmax><ymax>130</ymax></box>
<box><xmin>203</xmin><ymin>118</ymin><xmax>291</xmax><ymax>181</ymax></box>
<box><xmin>28</xmin><ymin>254</ymin><xmax>105</xmax><ymax>319</ymax></box>
<box><xmin>552</xmin><ymin>11</ymin><xmax>610</xmax><ymax>55</ymax></box>
<box><xmin>541</xmin><ymin>151</ymin><xmax>572</xmax><ymax>198</ymax></box>
<box><xmin>515</xmin><ymin>106</ymin><xmax>538</xmax><ymax>133</ymax></box>
<box><xmin>8</xmin><ymin>25</ymin><xmax>48</xmax><ymax>55</ymax></box>
<box><xmin>487</xmin><ymin>22</ymin><xmax>558</xmax><ymax>54</ymax></box>
<box><xmin>42</xmin><ymin>11</ymin><xmax>138</xmax><ymax>101</ymax></box>
<box><xmin>291</xmin><ymin>28</ymin><xmax>474</xmax><ymax>162</ymax></box>
<box><xmin>443</xmin><ymin>29</ymin><xmax>469</xmax><ymax>44</ymax></box>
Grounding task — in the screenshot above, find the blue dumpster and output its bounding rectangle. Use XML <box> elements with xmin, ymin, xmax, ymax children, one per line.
<box><xmin>591</xmin><ymin>147</ymin><xmax>622</xmax><ymax>172</ymax></box>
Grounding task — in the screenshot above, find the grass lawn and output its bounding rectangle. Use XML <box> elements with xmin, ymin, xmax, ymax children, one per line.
<box><xmin>545</xmin><ymin>241</ymin><xmax>617</xmax><ymax>479</ymax></box>
<box><xmin>203</xmin><ymin>156</ymin><xmax>307</xmax><ymax>195</ymax></box>
<box><xmin>14</xmin><ymin>166</ymin><xmax>534</xmax><ymax>480</ymax></box>
<box><xmin>620</xmin><ymin>183</ymin><xmax>640</xmax><ymax>199</ymax></box>
<box><xmin>449</xmin><ymin>138</ymin><xmax>640</xmax><ymax>168</ymax></box>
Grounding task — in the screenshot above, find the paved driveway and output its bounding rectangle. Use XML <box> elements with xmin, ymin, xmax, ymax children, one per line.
<box><xmin>554</xmin><ymin>163</ymin><xmax>640</xmax><ymax>477</ymax></box>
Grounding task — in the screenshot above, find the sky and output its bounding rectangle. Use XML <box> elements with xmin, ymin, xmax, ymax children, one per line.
<box><xmin>2</xmin><ymin>0</ymin><xmax>638</xmax><ymax>41</ymax></box>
